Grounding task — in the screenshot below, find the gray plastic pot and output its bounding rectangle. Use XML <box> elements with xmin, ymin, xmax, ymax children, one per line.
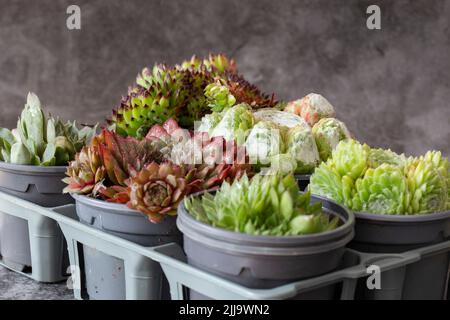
<box><xmin>351</xmin><ymin>210</ymin><xmax>450</xmax><ymax>300</ymax></box>
<box><xmin>294</xmin><ymin>174</ymin><xmax>311</xmax><ymax>191</ymax></box>
<box><xmin>72</xmin><ymin>194</ymin><xmax>182</xmax><ymax>300</ymax></box>
<box><xmin>0</xmin><ymin>162</ymin><xmax>72</xmax><ymax>270</ymax></box>
<box><xmin>177</xmin><ymin>193</ymin><xmax>355</xmax><ymax>300</ymax></box>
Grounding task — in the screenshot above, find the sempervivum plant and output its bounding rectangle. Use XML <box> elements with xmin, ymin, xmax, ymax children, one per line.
<box><xmin>310</xmin><ymin>139</ymin><xmax>449</xmax><ymax>215</ymax></box>
<box><xmin>108</xmin><ymin>54</ymin><xmax>277</xmax><ymax>138</ymax></box>
<box><xmin>185</xmin><ymin>173</ymin><xmax>340</xmax><ymax>236</ymax></box>
<box><xmin>0</xmin><ymin>93</ymin><xmax>97</xmax><ymax>166</ymax></box>
<box><xmin>64</xmin><ymin>120</ymin><xmax>253</xmax><ymax>222</ymax></box>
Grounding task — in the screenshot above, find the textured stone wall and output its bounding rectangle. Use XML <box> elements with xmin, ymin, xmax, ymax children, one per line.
<box><xmin>0</xmin><ymin>0</ymin><xmax>449</xmax><ymax>155</ymax></box>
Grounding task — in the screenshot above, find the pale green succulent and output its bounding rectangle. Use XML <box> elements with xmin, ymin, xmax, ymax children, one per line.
<box><xmin>367</xmin><ymin>146</ymin><xmax>406</xmax><ymax>169</ymax></box>
<box><xmin>286</xmin><ymin>125</ymin><xmax>321</xmax><ymax>174</ymax></box>
<box><xmin>185</xmin><ymin>173</ymin><xmax>339</xmax><ymax>236</ymax></box>
<box><xmin>0</xmin><ymin>93</ymin><xmax>97</xmax><ymax>166</ymax></box>
<box><xmin>309</xmin><ymin>161</ymin><xmax>345</xmax><ymax>205</ymax></box>
<box><xmin>309</xmin><ymin>139</ymin><xmax>449</xmax><ymax>215</ymax></box>
<box><xmin>405</xmin><ymin>155</ymin><xmax>448</xmax><ymax>214</ymax></box>
<box><xmin>312</xmin><ymin>118</ymin><xmax>351</xmax><ymax>161</ymax></box>
<box><xmin>352</xmin><ymin>164</ymin><xmax>408</xmax><ymax>214</ymax></box>
<box><xmin>332</xmin><ymin>139</ymin><xmax>368</xmax><ymax>180</ymax></box>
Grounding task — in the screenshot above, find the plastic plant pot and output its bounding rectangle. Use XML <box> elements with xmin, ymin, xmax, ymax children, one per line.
<box><xmin>0</xmin><ymin>161</ymin><xmax>72</xmax><ymax>271</ymax></box>
<box><xmin>295</xmin><ymin>174</ymin><xmax>311</xmax><ymax>191</ymax></box>
<box><xmin>72</xmin><ymin>194</ymin><xmax>182</xmax><ymax>300</ymax></box>
<box><xmin>351</xmin><ymin>210</ymin><xmax>450</xmax><ymax>300</ymax></box>
<box><xmin>177</xmin><ymin>193</ymin><xmax>355</xmax><ymax>299</ymax></box>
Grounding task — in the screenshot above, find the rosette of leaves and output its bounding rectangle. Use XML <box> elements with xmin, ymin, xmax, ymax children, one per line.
<box><xmin>0</xmin><ymin>93</ymin><xmax>97</xmax><ymax>166</ymax></box>
<box><xmin>286</xmin><ymin>125</ymin><xmax>321</xmax><ymax>174</ymax></box>
<box><xmin>63</xmin><ymin>129</ymin><xmax>169</xmax><ymax>199</ymax></box>
<box><xmin>185</xmin><ymin>174</ymin><xmax>340</xmax><ymax>236</ymax></box>
<box><xmin>367</xmin><ymin>146</ymin><xmax>406</xmax><ymax>169</ymax></box>
<box><xmin>128</xmin><ymin>161</ymin><xmax>250</xmax><ymax>223</ymax></box>
<box><xmin>352</xmin><ymin>164</ymin><xmax>409</xmax><ymax>214</ymax></box>
<box><xmin>312</xmin><ymin>118</ymin><xmax>351</xmax><ymax>161</ymax></box>
<box><xmin>204</xmin><ymin>80</ymin><xmax>236</xmax><ymax>113</ymax></box>
<box><xmin>309</xmin><ymin>162</ymin><xmax>345</xmax><ymax>205</ymax></box>
<box><xmin>332</xmin><ymin>139</ymin><xmax>368</xmax><ymax>180</ymax></box>
<box><xmin>404</xmin><ymin>153</ymin><xmax>448</xmax><ymax>214</ymax></box>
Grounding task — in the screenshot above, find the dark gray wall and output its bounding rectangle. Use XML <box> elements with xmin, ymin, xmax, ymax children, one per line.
<box><xmin>0</xmin><ymin>0</ymin><xmax>449</xmax><ymax>156</ymax></box>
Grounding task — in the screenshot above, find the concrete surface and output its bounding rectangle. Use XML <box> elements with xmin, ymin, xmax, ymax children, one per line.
<box><xmin>0</xmin><ymin>265</ymin><xmax>73</xmax><ymax>300</ymax></box>
<box><xmin>0</xmin><ymin>0</ymin><xmax>448</xmax><ymax>156</ymax></box>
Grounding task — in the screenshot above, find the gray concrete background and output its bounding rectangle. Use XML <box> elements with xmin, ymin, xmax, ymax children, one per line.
<box><xmin>0</xmin><ymin>0</ymin><xmax>449</xmax><ymax>156</ymax></box>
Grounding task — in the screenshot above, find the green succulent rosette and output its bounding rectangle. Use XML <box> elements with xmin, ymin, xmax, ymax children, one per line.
<box><xmin>185</xmin><ymin>173</ymin><xmax>339</xmax><ymax>236</ymax></box>
<box><xmin>285</xmin><ymin>125</ymin><xmax>320</xmax><ymax>174</ymax></box>
<box><xmin>367</xmin><ymin>146</ymin><xmax>406</xmax><ymax>169</ymax></box>
<box><xmin>332</xmin><ymin>139</ymin><xmax>368</xmax><ymax>180</ymax></box>
<box><xmin>405</xmin><ymin>154</ymin><xmax>448</xmax><ymax>214</ymax></box>
<box><xmin>312</xmin><ymin>118</ymin><xmax>351</xmax><ymax>161</ymax></box>
<box><xmin>204</xmin><ymin>80</ymin><xmax>236</xmax><ymax>113</ymax></box>
<box><xmin>309</xmin><ymin>161</ymin><xmax>345</xmax><ymax>204</ymax></box>
<box><xmin>210</xmin><ymin>103</ymin><xmax>255</xmax><ymax>145</ymax></box>
<box><xmin>352</xmin><ymin>164</ymin><xmax>408</xmax><ymax>214</ymax></box>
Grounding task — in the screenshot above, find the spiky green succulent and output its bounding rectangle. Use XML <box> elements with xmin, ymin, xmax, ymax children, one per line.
<box><xmin>333</xmin><ymin>139</ymin><xmax>368</xmax><ymax>180</ymax></box>
<box><xmin>185</xmin><ymin>173</ymin><xmax>339</xmax><ymax>236</ymax></box>
<box><xmin>0</xmin><ymin>93</ymin><xmax>97</xmax><ymax>166</ymax></box>
<box><xmin>109</xmin><ymin>54</ymin><xmax>278</xmax><ymax>138</ymax></box>
<box><xmin>310</xmin><ymin>162</ymin><xmax>345</xmax><ymax>205</ymax></box>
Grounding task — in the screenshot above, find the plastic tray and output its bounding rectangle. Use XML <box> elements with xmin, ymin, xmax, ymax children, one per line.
<box><xmin>0</xmin><ymin>191</ymin><xmax>449</xmax><ymax>300</ymax></box>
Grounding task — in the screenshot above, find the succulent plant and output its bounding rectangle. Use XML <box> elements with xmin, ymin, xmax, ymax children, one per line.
<box><xmin>309</xmin><ymin>139</ymin><xmax>449</xmax><ymax>215</ymax></box>
<box><xmin>0</xmin><ymin>93</ymin><xmax>96</xmax><ymax>166</ymax></box>
<box><xmin>404</xmin><ymin>154</ymin><xmax>448</xmax><ymax>214</ymax></box>
<box><xmin>128</xmin><ymin>161</ymin><xmax>250</xmax><ymax>222</ymax></box>
<box><xmin>63</xmin><ymin>129</ymin><xmax>169</xmax><ymax>196</ymax></box>
<box><xmin>285</xmin><ymin>125</ymin><xmax>321</xmax><ymax>174</ymax></box>
<box><xmin>285</xmin><ymin>93</ymin><xmax>336</xmax><ymax>126</ymax></box>
<box><xmin>204</xmin><ymin>80</ymin><xmax>236</xmax><ymax>113</ymax></box>
<box><xmin>185</xmin><ymin>173</ymin><xmax>339</xmax><ymax>236</ymax></box>
<box><xmin>309</xmin><ymin>162</ymin><xmax>345</xmax><ymax>205</ymax></box>
<box><xmin>109</xmin><ymin>54</ymin><xmax>278</xmax><ymax>138</ymax></box>
<box><xmin>245</xmin><ymin>120</ymin><xmax>285</xmax><ymax>167</ymax></box>
<box><xmin>312</xmin><ymin>118</ymin><xmax>351</xmax><ymax>161</ymax></box>
<box><xmin>332</xmin><ymin>139</ymin><xmax>368</xmax><ymax>180</ymax></box>
<box><xmin>367</xmin><ymin>146</ymin><xmax>406</xmax><ymax>169</ymax></box>
<box><xmin>352</xmin><ymin>164</ymin><xmax>408</xmax><ymax>214</ymax></box>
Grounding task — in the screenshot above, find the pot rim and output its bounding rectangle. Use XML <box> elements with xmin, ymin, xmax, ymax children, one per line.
<box><xmin>177</xmin><ymin>191</ymin><xmax>354</xmax><ymax>248</ymax></box>
<box><xmin>0</xmin><ymin>161</ymin><xmax>67</xmax><ymax>173</ymax></box>
<box><xmin>294</xmin><ymin>174</ymin><xmax>311</xmax><ymax>180</ymax></box>
<box><xmin>355</xmin><ymin>210</ymin><xmax>450</xmax><ymax>223</ymax></box>
<box><xmin>71</xmin><ymin>193</ymin><xmax>140</xmax><ymax>214</ymax></box>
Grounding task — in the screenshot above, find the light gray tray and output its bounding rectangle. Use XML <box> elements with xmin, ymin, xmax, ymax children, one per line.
<box><xmin>0</xmin><ymin>191</ymin><xmax>448</xmax><ymax>300</ymax></box>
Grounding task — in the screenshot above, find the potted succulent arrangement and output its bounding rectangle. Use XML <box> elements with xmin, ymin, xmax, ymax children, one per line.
<box><xmin>196</xmin><ymin>88</ymin><xmax>352</xmax><ymax>190</ymax></box>
<box><xmin>63</xmin><ymin>53</ymin><xmax>355</xmax><ymax>299</ymax></box>
<box><xmin>0</xmin><ymin>92</ymin><xmax>96</xmax><ymax>270</ymax></box>
<box><xmin>178</xmin><ymin>173</ymin><xmax>355</xmax><ymax>299</ymax></box>
<box><xmin>309</xmin><ymin>139</ymin><xmax>450</xmax><ymax>299</ymax></box>
<box><xmin>63</xmin><ymin>53</ymin><xmax>261</xmax><ymax>299</ymax></box>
